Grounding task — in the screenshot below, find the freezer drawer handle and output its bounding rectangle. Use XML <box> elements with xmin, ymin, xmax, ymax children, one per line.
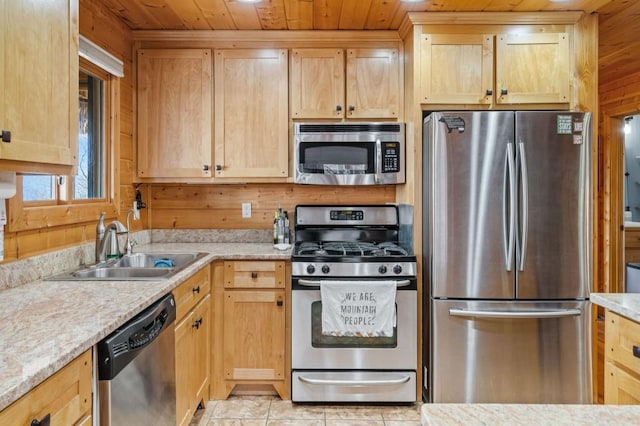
<box><xmin>298</xmin><ymin>279</ymin><xmax>410</xmax><ymax>287</ymax></box>
<box><xmin>448</xmin><ymin>308</ymin><xmax>582</xmax><ymax>319</ymax></box>
<box><xmin>297</xmin><ymin>375</ymin><xmax>411</xmax><ymax>386</ymax></box>
<box><xmin>633</xmin><ymin>346</ymin><xmax>640</xmax><ymax>359</ymax></box>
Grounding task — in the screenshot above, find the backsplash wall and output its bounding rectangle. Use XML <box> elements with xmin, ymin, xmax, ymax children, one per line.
<box><xmin>147</xmin><ymin>183</ymin><xmax>396</xmax><ymax>229</ymax></box>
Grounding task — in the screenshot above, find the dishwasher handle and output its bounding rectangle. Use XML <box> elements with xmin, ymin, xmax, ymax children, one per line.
<box><xmin>97</xmin><ymin>293</ymin><xmax>176</xmax><ymax>380</ymax></box>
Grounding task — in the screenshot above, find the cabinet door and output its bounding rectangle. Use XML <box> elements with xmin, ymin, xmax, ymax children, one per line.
<box><xmin>290</xmin><ymin>49</ymin><xmax>344</xmax><ymax>119</ymax></box>
<box><xmin>496</xmin><ymin>33</ymin><xmax>570</xmax><ymax>104</ymax></box>
<box><xmin>223</xmin><ymin>290</ymin><xmax>285</xmax><ymax>380</ymax></box>
<box><xmin>214</xmin><ymin>49</ymin><xmax>288</xmax><ymax>178</ymax></box>
<box><xmin>604</xmin><ymin>362</ymin><xmax>640</xmax><ymax>404</ymax></box>
<box><xmin>192</xmin><ymin>294</ymin><xmax>211</xmax><ymax>408</ymax></box>
<box><xmin>420</xmin><ymin>34</ymin><xmax>493</xmax><ymax>105</ymax></box>
<box><xmin>175</xmin><ymin>310</ymin><xmax>194</xmax><ymax>426</ymax></box>
<box><xmin>0</xmin><ymin>0</ymin><xmax>77</xmax><ymax>168</ymax></box>
<box><xmin>346</xmin><ymin>48</ymin><xmax>400</xmax><ymax>119</ymax></box>
<box><xmin>137</xmin><ymin>49</ymin><xmax>213</xmax><ymax>178</ymax></box>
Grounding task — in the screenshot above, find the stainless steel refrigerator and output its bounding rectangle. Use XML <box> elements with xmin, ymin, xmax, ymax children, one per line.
<box><xmin>422</xmin><ymin>111</ymin><xmax>592</xmax><ymax>403</ymax></box>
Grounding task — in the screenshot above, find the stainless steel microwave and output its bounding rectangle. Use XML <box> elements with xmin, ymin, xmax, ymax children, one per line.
<box><xmin>293</xmin><ymin>122</ymin><xmax>405</xmax><ymax>185</ymax></box>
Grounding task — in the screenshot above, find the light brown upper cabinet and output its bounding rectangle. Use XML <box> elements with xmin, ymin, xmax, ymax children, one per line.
<box><xmin>420</xmin><ymin>34</ymin><xmax>493</xmax><ymax>105</ymax></box>
<box><xmin>496</xmin><ymin>33</ymin><xmax>570</xmax><ymax>104</ymax></box>
<box><xmin>137</xmin><ymin>49</ymin><xmax>213</xmax><ymax>178</ymax></box>
<box><xmin>0</xmin><ymin>0</ymin><xmax>78</xmax><ymax>170</ymax></box>
<box><xmin>214</xmin><ymin>49</ymin><xmax>288</xmax><ymax>179</ymax></box>
<box><xmin>290</xmin><ymin>48</ymin><xmax>400</xmax><ymax>120</ymax></box>
<box><xmin>420</xmin><ymin>32</ymin><xmax>570</xmax><ymax>106</ymax></box>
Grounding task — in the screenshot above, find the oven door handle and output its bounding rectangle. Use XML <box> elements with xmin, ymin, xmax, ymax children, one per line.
<box><xmin>297</xmin><ymin>374</ymin><xmax>411</xmax><ymax>386</ymax></box>
<box><xmin>297</xmin><ymin>279</ymin><xmax>411</xmax><ymax>287</ymax></box>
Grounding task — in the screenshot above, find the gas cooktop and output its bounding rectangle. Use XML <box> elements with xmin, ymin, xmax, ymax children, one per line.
<box><xmin>294</xmin><ymin>241</ymin><xmax>410</xmax><ymax>257</ymax></box>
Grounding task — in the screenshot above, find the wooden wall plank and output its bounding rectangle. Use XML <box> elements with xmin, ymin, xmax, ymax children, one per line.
<box><xmin>283</xmin><ymin>0</ymin><xmax>314</xmax><ymax>30</ymax></box>
<box><xmin>194</xmin><ymin>0</ymin><xmax>237</xmax><ymax>30</ymax></box>
<box><xmin>256</xmin><ymin>0</ymin><xmax>288</xmax><ymax>30</ymax></box>
<box><xmin>148</xmin><ymin>183</ymin><xmax>395</xmax><ymax>229</ymax></box>
<box><xmin>339</xmin><ymin>0</ymin><xmax>371</xmax><ymax>30</ymax></box>
<box><xmin>365</xmin><ymin>0</ymin><xmax>400</xmax><ymax>30</ymax></box>
<box><xmin>314</xmin><ymin>0</ymin><xmax>342</xmax><ymax>30</ymax></box>
<box><xmin>166</xmin><ymin>0</ymin><xmax>212</xmax><ymax>30</ymax></box>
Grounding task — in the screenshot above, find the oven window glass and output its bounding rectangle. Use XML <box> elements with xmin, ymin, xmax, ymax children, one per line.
<box><xmin>310</xmin><ymin>301</ymin><xmax>398</xmax><ymax>348</ymax></box>
<box><xmin>299</xmin><ymin>143</ymin><xmax>375</xmax><ymax>175</ymax></box>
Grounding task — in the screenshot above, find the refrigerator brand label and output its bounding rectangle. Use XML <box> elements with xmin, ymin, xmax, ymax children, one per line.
<box><xmin>557</xmin><ymin>115</ymin><xmax>573</xmax><ymax>134</ymax></box>
<box><xmin>573</xmin><ymin>135</ymin><xmax>583</xmax><ymax>145</ymax></box>
<box><xmin>574</xmin><ymin>121</ymin><xmax>584</xmax><ymax>132</ymax></box>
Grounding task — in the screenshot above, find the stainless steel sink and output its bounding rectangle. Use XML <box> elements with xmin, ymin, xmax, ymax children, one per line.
<box><xmin>46</xmin><ymin>252</ymin><xmax>208</xmax><ymax>281</ymax></box>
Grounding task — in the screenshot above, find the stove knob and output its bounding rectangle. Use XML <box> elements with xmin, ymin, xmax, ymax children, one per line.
<box><xmin>306</xmin><ymin>264</ymin><xmax>316</xmax><ymax>274</ymax></box>
<box><xmin>321</xmin><ymin>265</ymin><xmax>331</xmax><ymax>274</ymax></box>
<box><xmin>393</xmin><ymin>264</ymin><xmax>403</xmax><ymax>274</ymax></box>
<box><xmin>378</xmin><ymin>265</ymin><xmax>388</xmax><ymax>274</ymax></box>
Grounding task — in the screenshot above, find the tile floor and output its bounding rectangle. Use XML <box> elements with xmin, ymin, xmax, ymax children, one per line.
<box><xmin>191</xmin><ymin>395</ymin><xmax>423</xmax><ymax>426</ymax></box>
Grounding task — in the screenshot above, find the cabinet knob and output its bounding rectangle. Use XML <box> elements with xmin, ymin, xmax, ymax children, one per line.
<box><xmin>192</xmin><ymin>317</ymin><xmax>203</xmax><ymax>329</ymax></box>
<box><xmin>485</xmin><ymin>89</ymin><xmax>493</xmax><ymax>96</ymax></box>
<box><xmin>501</xmin><ymin>88</ymin><xmax>508</xmax><ymax>96</ymax></box>
<box><xmin>31</xmin><ymin>414</ymin><xmax>51</xmax><ymax>426</ymax></box>
<box><xmin>1</xmin><ymin>130</ymin><xmax>11</xmax><ymax>143</ymax></box>
<box><xmin>348</xmin><ymin>105</ymin><xmax>355</xmax><ymax>112</ymax></box>
<box><xmin>634</xmin><ymin>345</ymin><xmax>640</xmax><ymax>359</ymax></box>
<box><xmin>192</xmin><ymin>286</ymin><xmax>200</xmax><ymax>294</ymax></box>
<box><xmin>336</xmin><ymin>105</ymin><xmax>342</xmax><ymax>112</ymax></box>
<box><xmin>215</xmin><ymin>164</ymin><xmax>222</xmax><ymax>171</ymax></box>
<box><xmin>203</xmin><ymin>164</ymin><xmax>210</xmax><ymax>171</ymax></box>
<box><xmin>251</xmin><ymin>271</ymin><xmax>258</xmax><ymax>279</ymax></box>
<box><xmin>276</xmin><ymin>299</ymin><xmax>283</xmax><ymax>307</ymax></box>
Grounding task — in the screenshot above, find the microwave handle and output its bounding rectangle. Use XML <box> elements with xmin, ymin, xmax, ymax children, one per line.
<box><xmin>375</xmin><ymin>139</ymin><xmax>382</xmax><ymax>184</ymax></box>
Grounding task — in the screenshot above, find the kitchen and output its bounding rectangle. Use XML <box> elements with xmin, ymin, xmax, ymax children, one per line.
<box><xmin>1</xmin><ymin>0</ymin><xmax>640</xmax><ymax>424</ymax></box>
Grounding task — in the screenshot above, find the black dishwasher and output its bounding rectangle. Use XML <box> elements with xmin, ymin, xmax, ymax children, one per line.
<box><xmin>97</xmin><ymin>292</ymin><xmax>176</xmax><ymax>426</ymax></box>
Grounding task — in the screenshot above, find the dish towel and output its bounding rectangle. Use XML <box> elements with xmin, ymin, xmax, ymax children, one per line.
<box><xmin>320</xmin><ymin>280</ymin><xmax>396</xmax><ymax>337</ymax></box>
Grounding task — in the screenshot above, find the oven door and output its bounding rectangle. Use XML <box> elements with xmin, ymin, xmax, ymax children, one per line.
<box><xmin>291</xmin><ymin>278</ymin><xmax>417</xmax><ymax>370</ymax></box>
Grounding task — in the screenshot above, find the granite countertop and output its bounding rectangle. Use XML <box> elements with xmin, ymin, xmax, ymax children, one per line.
<box><xmin>591</xmin><ymin>293</ymin><xmax>640</xmax><ymax>322</ymax></box>
<box><xmin>0</xmin><ymin>242</ymin><xmax>290</xmax><ymax>411</ymax></box>
<box><xmin>421</xmin><ymin>403</ymin><xmax>640</xmax><ymax>425</ymax></box>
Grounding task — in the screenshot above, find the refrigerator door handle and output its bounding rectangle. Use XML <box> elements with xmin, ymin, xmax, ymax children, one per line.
<box><xmin>503</xmin><ymin>142</ymin><xmax>516</xmax><ymax>271</ymax></box>
<box><xmin>448</xmin><ymin>308</ymin><xmax>582</xmax><ymax>319</ymax></box>
<box><xmin>518</xmin><ymin>141</ymin><xmax>529</xmax><ymax>271</ymax></box>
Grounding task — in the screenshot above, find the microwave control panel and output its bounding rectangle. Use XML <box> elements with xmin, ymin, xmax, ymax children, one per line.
<box><xmin>382</xmin><ymin>142</ymin><xmax>401</xmax><ymax>173</ymax></box>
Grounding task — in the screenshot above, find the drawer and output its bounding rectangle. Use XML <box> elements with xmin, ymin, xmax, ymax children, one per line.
<box><xmin>605</xmin><ymin>361</ymin><xmax>640</xmax><ymax>404</ymax></box>
<box><xmin>174</xmin><ymin>265</ymin><xmax>211</xmax><ymax>321</ymax></box>
<box><xmin>0</xmin><ymin>350</ymin><xmax>92</xmax><ymax>425</ymax></box>
<box><xmin>605</xmin><ymin>310</ymin><xmax>640</xmax><ymax>375</ymax></box>
<box><xmin>625</xmin><ymin>230</ymin><xmax>640</xmax><ymax>248</ymax></box>
<box><xmin>224</xmin><ymin>261</ymin><xmax>285</xmax><ymax>289</ymax></box>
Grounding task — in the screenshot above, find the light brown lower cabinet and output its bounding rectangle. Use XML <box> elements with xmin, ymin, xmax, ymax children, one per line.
<box><xmin>212</xmin><ymin>260</ymin><xmax>290</xmax><ymax>399</ymax></box>
<box><xmin>604</xmin><ymin>310</ymin><xmax>640</xmax><ymax>403</ymax></box>
<box><xmin>174</xmin><ymin>266</ymin><xmax>212</xmax><ymax>426</ymax></box>
<box><xmin>0</xmin><ymin>349</ymin><xmax>92</xmax><ymax>425</ymax></box>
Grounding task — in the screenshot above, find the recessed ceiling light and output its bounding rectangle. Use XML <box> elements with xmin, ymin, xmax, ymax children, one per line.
<box><xmin>237</xmin><ymin>0</ymin><xmax>261</xmax><ymax>3</ymax></box>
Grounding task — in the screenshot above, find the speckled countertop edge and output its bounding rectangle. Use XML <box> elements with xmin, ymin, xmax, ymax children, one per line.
<box><xmin>591</xmin><ymin>293</ymin><xmax>640</xmax><ymax>322</ymax></box>
<box><xmin>0</xmin><ymin>242</ymin><xmax>290</xmax><ymax>411</ymax></box>
<box><xmin>421</xmin><ymin>403</ymin><xmax>640</xmax><ymax>425</ymax></box>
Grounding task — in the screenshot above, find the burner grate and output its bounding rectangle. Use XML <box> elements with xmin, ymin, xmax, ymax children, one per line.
<box><xmin>295</xmin><ymin>241</ymin><xmax>408</xmax><ymax>257</ymax></box>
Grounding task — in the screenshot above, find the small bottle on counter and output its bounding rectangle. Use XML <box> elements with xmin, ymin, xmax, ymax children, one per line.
<box><xmin>273</xmin><ymin>211</ymin><xmax>279</xmax><ymax>245</ymax></box>
<box><xmin>283</xmin><ymin>211</ymin><xmax>290</xmax><ymax>244</ymax></box>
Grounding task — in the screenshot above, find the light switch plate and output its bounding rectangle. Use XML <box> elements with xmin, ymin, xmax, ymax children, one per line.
<box><xmin>242</xmin><ymin>202</ymin><xmax>252</xmax><ymax>218</ymax></box>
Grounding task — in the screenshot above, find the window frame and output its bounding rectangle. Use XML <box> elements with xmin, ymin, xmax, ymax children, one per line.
<box><xmin>7</xmin><ymin>57</ymin><xmax>119</xmax><ymax>232</ymax></box>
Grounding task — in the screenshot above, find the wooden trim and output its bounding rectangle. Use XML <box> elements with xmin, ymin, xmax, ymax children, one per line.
<box><xmin>133</xmin><ymin>30</ymin><xmax>402</xmax><ymax>43</ymax></box>
<box><xmin>406</xmin><ymin>11</ymin><xmax>584</xmax><ymax>25</ymax></box>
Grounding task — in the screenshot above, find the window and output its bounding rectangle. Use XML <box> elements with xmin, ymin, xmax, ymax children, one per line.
<box><xmin>8</xmin><ymin>57</ymin><xmax>118</xmax><ymax>231</ymax></box>
<box><xmin>22</xmin><ymin>65</ymin><xmax>106</xmax><ymax>203</ymax></box>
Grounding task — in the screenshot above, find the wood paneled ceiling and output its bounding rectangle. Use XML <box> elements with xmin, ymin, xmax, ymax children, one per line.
<box><xmin>98</xmin><ymin>0</ymin><xmax>611</xmax><ymax>31</ymax></box>
<box><xmin>96</xmin><ymin>0</ymin><xmax>639</xmax><ymax>85</ymax></box>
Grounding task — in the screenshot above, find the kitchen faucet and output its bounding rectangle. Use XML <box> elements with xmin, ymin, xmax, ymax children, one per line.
<box><xmin>95</xmin><ymin>212</ymin><xmax>129</xmax><ymax>263</ymax></box>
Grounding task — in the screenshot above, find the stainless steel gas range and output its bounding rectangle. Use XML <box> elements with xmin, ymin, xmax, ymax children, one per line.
<box><xmin>291</xmin><ymin>205</ymin><xmax>417</xmax><ymax>403</ymax></box>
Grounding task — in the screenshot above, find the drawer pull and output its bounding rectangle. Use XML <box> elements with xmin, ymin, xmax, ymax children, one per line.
<box><xmin>31</xmin><ymin>414</ymin><xmax>51</xmax><ymax>426</ymax></box>
<box><xmin>192</xmin><ymin>317</ymin><xmax>203</xmax><ymax>329</ymax></box>
<box><xmin>192</xmin><ymin>286</ymin><xmax>200</xmax><ymax>294</ymax></box>
<box><xmin>251</xmin><ymin>271</ymin><xmax>258</xmax><ymax>279</ymax></box>
<box><xmin>633</xmin><ymin>345</ymin><xmax>640</xmax><ymax>358</ymax></box>
<box><xmin>277</xmin><ymin>299</ymin><xmax>283</xmax><ymax>307</ymax></box>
